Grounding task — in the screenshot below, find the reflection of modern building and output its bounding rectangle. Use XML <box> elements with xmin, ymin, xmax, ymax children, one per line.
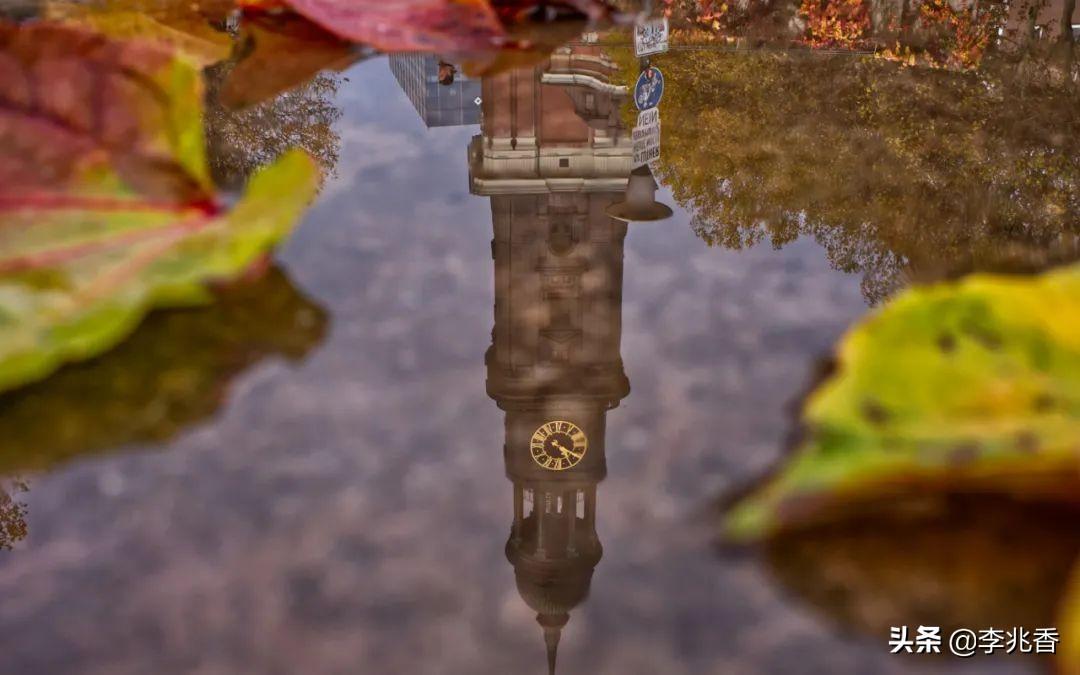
<box><xmin>471</xmin><ymin>46</ymin><xmax>631</xmax><ymax>674</ymax></box>
<box><xmin>388</xmin><ymin>53</ymin><xmax>482</xmax><ymax>127</ymax></box>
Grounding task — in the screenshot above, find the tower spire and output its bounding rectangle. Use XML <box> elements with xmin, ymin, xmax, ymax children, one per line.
<box><xmin>544</xmin><ymin>625</ymin><xmax>560</xmax><ymax>675</ymax></box>
<box><xmin>538</xmin><ymin>613</ymin><xmax>569</xmax><ymax>675</ymax></box>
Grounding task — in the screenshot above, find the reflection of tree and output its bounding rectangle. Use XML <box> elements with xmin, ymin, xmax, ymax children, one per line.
<box><xmin>204</xmin><ymin>61</ymin><xmax>343</xmax><ymax>192</ymax></box>
<box><xmin>672</xmin><ymin>0</ymin><xmax>1073</xmax><ymax>71</ymax></box>
<box><xmin>800</xmin><ymin>0</ymin><xmax>872</xmax><ymax>49</ymax></box>
<box><xmin>632</xmin><ymin>50</ymin><xmax>1079</xmax><ymax>302</ymax></box>
<box><xmin>0</xmin><ymin>479</ymin><xmax>28</xmax><ymax>551</ymax></box>
<box><xmin>0</xmin><ymin>268</ymin><xmax>327</xmax><ymax>476</ymax></box>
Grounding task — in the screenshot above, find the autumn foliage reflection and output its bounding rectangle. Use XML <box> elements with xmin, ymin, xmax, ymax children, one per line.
<box><xmin>0</xmin><ymin>480</ymin><xmax>28</xmax><ymax>551</ymax></box>
<box><xmin>618</xmin><ymin>47</ymin><xmax>1078</xmax><ymax>302</ymax></box>
<box><xmin>666</xmin><ymin>0</ymin><xmax>1075</xmax><ymax>71</ymax></box>
<box><xmin>204</xmin><ymin>57</ymin><xmax>343</xmax><ymax>192</ymax></box>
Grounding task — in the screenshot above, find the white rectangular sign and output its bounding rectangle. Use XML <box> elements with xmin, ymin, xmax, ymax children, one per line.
<box><xmin>632</xmin><ymin>107</ymin><xmax>661</xmax><ymax>169</ymax></box>
<box><xmin>634</xmin><ymin>17</ymin><xmax>670</xmax><ymax>57</ymax></box>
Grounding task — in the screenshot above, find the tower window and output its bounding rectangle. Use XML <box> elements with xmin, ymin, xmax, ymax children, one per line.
<box><xmin>523</xmin><ymin>488</ymin><xmax>535</xmax><ymax>517</ymax></box>
<box><xmin>559</xmin><ymin>158</ymin><xmax>570</xmax><ymax>168</ymax></box>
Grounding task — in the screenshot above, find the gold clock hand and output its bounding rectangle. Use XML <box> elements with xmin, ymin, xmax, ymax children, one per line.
<box><xmin>555</xmin><ymin>443</ymin><xmax>582</xmax><ymax>460</ymax></box>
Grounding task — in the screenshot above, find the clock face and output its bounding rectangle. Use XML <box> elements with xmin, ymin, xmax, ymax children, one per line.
<box><xmin>530</xmin><ymin>420</ymin><xmax>588</xmax><ymax>471</ymax></box>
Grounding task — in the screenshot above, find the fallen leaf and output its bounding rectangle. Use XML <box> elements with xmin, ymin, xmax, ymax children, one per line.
<box><xmin>489</xmin><ymin>0</ymin><xmax>612</xmax><ymax>23</ymax></box>
<box><xmin>0</xmin><ymin>23</ymin><xmax>319</xmax><ymax>394</ymax></box>
<box><xmin>726</xmin><ymin>263</ymin><xmax>1080</xmax><ymax>540</ymax></box>
<box><xmin>221</xmin><ymin>12</ymin><xmax>360</xmax><ymax>108</ymax></box>
<box><xmin>0</xmin><ymin>23</ymin><xmax>215</xmax><ymax>200</ymax></box>
<box><xmin>236</xmin><ymin>0</ymin><xmax>617</xmax><ymax>55</ymax></box>
<box><xmin>44</xmin><ymin>0</ymin><xmax>234</xmax><ymax>67</ymax></box>
<box><xmin>244</xmin><ymin>0</ymin><xmax>508</xmax><ymax>54</ymax></box>
<box><xmin>460</xmin><ymin>15</ymin><xmax>588</xmax><ymax>76</ymax></box>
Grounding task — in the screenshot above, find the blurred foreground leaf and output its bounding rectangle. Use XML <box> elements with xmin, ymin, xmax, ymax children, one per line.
<box><xmin>724</xmin><ymin>264</ymin><xmax>1080</xmax><ymax>672</ymax></box>
<box><xmin>490</xmin><ymin>0</ymin><xmax>610</xmax><ymax>22</ymax></box>
<box><xmin>237</xmin><ymin>0</ymin><xmax>613</xmax><ymax>56</ymax></box>
<box><xmin>44</xmin><ymin>0</ymin><xmax>234</xmax><ymax>67</ymax></box>
<box><xmin>241</xmin><ymin>0</ymin><xmax>508</xmax><ymax>53</ymax></box>
<box><xmin>220</xmin><ymin>13</ymin><xmax>357</xmax><ymax>109</ymax></box>
<box><xmin>460</xmin><ymin>16</ymin><xmax>588</xmax><ymax>76</ymax></box>
<box><xmin>727</xmin><ymin>263</ymin><xmax>1080</xmax><ymax>540</ymax></box>
<box><xmin>0</xmin><ymin>23</ymin><xmax>319</xmax><ymax>394</ymax></box>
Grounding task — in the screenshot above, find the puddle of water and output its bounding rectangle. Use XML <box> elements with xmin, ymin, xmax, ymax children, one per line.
<box><xmin>0</xmin><ymin>12</ymin><xmax>1077</xmax><ymax>674</ymax></box>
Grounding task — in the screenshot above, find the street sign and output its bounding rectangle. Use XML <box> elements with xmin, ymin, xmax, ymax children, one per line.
<box><xmin>634</xmin><ymin>17</ymin><xmax>670</xmax><ymax>57</ymax></box>
<box><xmin>632</xmin><ymin>107</ymin><xmax>661</xmax><ymax>169</ymax></box>
<box><xmin>633</xmin><ymin>66</ymin><xmax>664</xmax><ymax>111</ymax></box>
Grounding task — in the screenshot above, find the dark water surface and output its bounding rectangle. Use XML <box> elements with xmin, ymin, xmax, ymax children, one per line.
<box><xmin>0</xmin><ymin>45</ymin><xmax>1069</xmax><ymax>674</ymax></box>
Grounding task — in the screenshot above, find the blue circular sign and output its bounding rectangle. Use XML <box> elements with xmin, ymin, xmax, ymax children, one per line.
<box><xmin>633</xmin><ymin>66</ymin><xmax>664</xmax><ymax>111</ymax></box>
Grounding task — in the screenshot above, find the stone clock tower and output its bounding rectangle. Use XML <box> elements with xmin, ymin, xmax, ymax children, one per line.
<box><xmin>470</xmin><ymin>44</ymin><xmax>632</xmax><ymax>674</ymax></box>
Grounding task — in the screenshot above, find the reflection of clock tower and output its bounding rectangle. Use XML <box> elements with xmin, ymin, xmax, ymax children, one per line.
<box><xmin>470</xmin><ymin>44</ymin><xmax>631</xmax><ymax>674</ymax></box>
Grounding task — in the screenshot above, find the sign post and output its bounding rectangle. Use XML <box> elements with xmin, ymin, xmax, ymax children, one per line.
<box><xmin>632</xmin><ymin>107</ymin><xmax>661</xmax><ymax>169</ymax></box>
<box><xmin>634</xmin><ymin>17</ymin><xmax>670</xmax><ymax>57</ymax></box>
<box><xmin>633</xmin><ymin>66</ymin><xmax>665</xmax><ymax>112</ymax></box>
<box><xmin>607</xmin><ymin>45</ymin><xmax>672</xmax><ymax>223</ymax></box>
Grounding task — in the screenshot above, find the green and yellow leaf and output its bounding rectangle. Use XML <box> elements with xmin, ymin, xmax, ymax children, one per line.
<box><xmin>727</xmin><ymin>264</ymin><xmax>1080</xmax><ymax>540</ymax></box>
<box><xmin>0</xmin><ymin>23</ymin><xmax>318</xmax><ymax>394</ymax></box>
<box><xmin>45</xmin><ymin>0</ymin><xmax>234</xmax><ymax>68</ymax></box>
